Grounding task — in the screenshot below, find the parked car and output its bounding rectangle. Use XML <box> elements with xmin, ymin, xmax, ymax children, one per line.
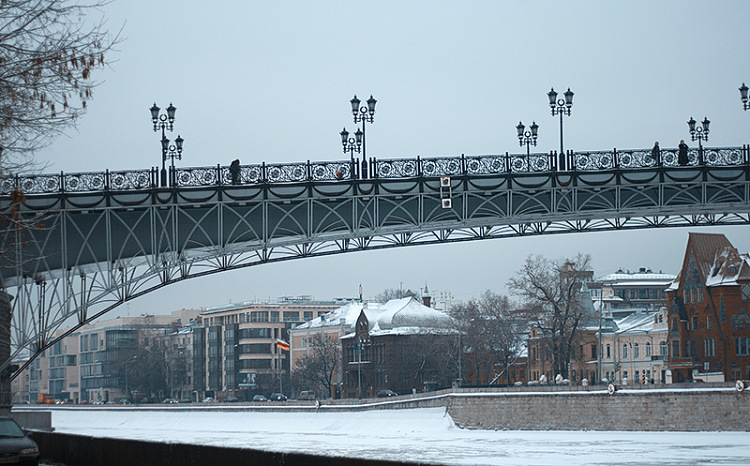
<box><xmin>0</xmin><ymin>416</ymin><xmax>39</xmax><ymax>465</ymax></box>
<box><xmin>269</xmin><ymin>393</ymin><xmax>287</xmax><ymax>402</ymax></box>
<box><xmin>117</xmin><ymin>399</ymin><xmax>131</xmax><ymax>405</ymax></box>
<box><xmin>201</xmin><ymin>397</ymin><xmax>214</xmax><ymax>403</ymax></box>
<box><xmin>377</xmin><ymin>389</ymin><xmax>398</xmax><ymax>398</ymax></box>
<box><xmin>162</xmin><ymin>398</ymin><xmax>177</xmax><ymax>404</ymax></box>
<box><xmin>252</xmin><ymin>395</ymin><xmax>268</xmax><ymax>402</ymax></box>
<box><xmin>179</xmin><ymin>398</ymin><xmax>193</xmax><ymax>403</ymax></box>
<box><xmin>298</xmin><ymin>390</ymin><xmax>315</xmax><ymax>400</ymax></box>
<box><xmin>224</xmin><ymin>396</ymin><xmax>240</xmax><ymax>403</ymax></box>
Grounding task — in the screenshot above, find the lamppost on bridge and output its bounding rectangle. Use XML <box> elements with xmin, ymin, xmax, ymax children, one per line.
<box><xmin>150</xmin><ymin>102</ymin><xmax>184</xmax><ymax>187</ymax></box>
<box><xmin>340</xmin><ymin>126</ymin><xmax>363</xmax><ymax>165</ymax></box>
<box><xmin>348</xmin><ymin>95</ymin><xmax>376</xmax><ymax>177</ymax></box>
<box><xmin>547</xmin><ymin>87</ymin><xmax>574</xmax><ymax>156</ymax></box>
<box><xmin>687</xmin><ymin>116</ymin><xmax>709</xmax><ymax>163</ymax></box>
<box><xmin>516</xmin><ymin>121</ymin><xmax>539</xmax><ymax>156</ymax></box>
<box><xmin>740</xmin><ymin>83</ymin><xmax>750</xmax><ymax>110</ymax></box>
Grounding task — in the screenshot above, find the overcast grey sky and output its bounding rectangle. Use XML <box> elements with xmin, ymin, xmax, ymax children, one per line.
<box><xmin>33</xmin><ymin>1</ymin><xmax>750</xmax><ymax>312</ymax></box>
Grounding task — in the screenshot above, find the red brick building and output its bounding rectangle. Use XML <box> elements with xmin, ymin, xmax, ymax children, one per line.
<box><xmin>666</xmin><ymin>233</ymin><xmax>750</xmax><ymax>383</ymax></box>
<box><xmin>340</xmin><ymin>298</ymin><xmax>456</xmax><ymax>398</ymax></box>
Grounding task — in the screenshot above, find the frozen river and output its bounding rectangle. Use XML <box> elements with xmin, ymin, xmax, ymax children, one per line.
<box><xmin>42</xmin><ymin>406</ymin><xmax>750</xmax><ymax>465</ymax></box>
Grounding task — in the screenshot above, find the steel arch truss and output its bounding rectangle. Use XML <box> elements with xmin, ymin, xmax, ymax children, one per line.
<box><xmin>1</xmin><ymin>163</ymin><xmax>749</xmax><ymax>370</ymax></box>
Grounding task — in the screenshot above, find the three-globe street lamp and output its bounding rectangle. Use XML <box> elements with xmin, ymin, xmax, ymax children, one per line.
<box><xmin>150</xmin><ymin>102</ymin><xmax>184</xmax><ymax>187</ymax></box>
<box><xmin>740</xmin><ymin>83</ymin><xmax>750</xmax><ymax>110</ymax></box>
<box><xmin>350</xmin><ymin>94</ymin><xmax>376</xmax><ymax>177</ymax></box>
<box><xmin>547</xmin><ymin>87</ymin><xmax>574</xmax><ymax>157</ymax></box>
<box><xmin>688</xmin><ymin>116</ymin><xmax>710</xmax><ymax>162</ymax></box>
<box><xmin>516</xmin><ymin>121</ymin><xmax>539</xmax><ymax>156</ymax></box>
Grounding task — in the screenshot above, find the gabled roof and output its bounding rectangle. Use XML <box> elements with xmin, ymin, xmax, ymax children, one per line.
<box><xmin>687</xmin><ymin>232</ymin><xmax>734</xmax><ymax>280</ymax></box>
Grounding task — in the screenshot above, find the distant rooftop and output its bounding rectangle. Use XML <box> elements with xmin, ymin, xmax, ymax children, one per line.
<box><xmin>597</xmin><ymin>267</ymin><xmax>675</xmax><ymax>283</ymax></box>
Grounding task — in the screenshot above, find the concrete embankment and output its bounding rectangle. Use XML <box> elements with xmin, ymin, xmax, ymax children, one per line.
<box><xmin>16</xmin><ymin>383</ymin><xmax>750</xmax><ymax>465</ymax></box>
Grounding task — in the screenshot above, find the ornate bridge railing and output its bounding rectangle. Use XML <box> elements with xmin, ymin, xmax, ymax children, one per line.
<box><xmin>3</xmin><ymin>146</ymin><xmax>748</xmax><ymax>194</ymax></box>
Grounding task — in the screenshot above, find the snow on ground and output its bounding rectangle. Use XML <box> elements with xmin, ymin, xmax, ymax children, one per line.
<box><xmin>46</xmin><ymin>406</ymin><xmax>749</xmax><ymax>465</ymax></box>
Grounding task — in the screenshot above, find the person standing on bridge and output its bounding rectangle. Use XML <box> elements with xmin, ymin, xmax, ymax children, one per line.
<box><xmin>230</xmin><ymin>159</ymin><xmax>241</xmax><ymax>184</ymax></box>
<box><xmin>651</xmin><ymin>141</ymin><xmax>661</xmax><ymax>166</ymax></box>
<box><xmin>678</xmin><ymin>140</ymin><xmax>689</xmax><ymax>166</ymax></box>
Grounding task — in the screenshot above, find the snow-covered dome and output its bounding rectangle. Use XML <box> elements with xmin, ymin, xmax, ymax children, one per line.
<box><xmin>376</xmin><ymin>297</ymin><xmax>453</xmax><ymax>330</ymax></box>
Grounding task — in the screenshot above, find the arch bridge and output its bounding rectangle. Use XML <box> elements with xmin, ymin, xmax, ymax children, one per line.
<box><xmin>1</xmin><ymin>145</ymin><xmax>749</xmax><ymax>372</ymax></box>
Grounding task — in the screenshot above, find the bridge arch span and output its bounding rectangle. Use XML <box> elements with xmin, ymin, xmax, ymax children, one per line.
<box><xmin>1</xmin><ymin>147</ymin><xmax>749</xmax><ymax>372</ymax></box>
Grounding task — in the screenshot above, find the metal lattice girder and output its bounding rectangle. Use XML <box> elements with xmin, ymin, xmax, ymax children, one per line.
<box><xmin>0</xmin><ymin>149</ymin><xmax>749</xmax><ymax>372</ymax></box>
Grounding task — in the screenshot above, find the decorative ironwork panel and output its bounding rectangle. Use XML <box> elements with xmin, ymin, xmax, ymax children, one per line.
<box><xmin>704</xmin><ymin>147</ymin><xmax>744</xmax><ymax>166</ymax></box>
<box><xmin>64</xmin><ymin>173</ymin><xmax>106</xmax><ymax>192</ymax></box>
<box><xmin>375</xmin><ymin>159</ymin><xmax>418</xmax><ymax>178</ymax></box>
<box><xmin>310</xmin><ymin>161</ymin><xmax>351</xmax><ymax>181</ymax></box>
<box><xmin>465</xmin><ymin>156</ymin><xmax>506</xmax><ymax>175</ymax></box>
<box><xmin>617</xmin><ymin>150</ymin><xmax>655</xmax><ymax>169</ymax></box>
<box><xmin>420</xmin><ymin>157</ymin><xmax>463</xmax><ymax>177</ymax></box>
<box><xmin>176</xmin><ymin>167</ymin><xmax>220</xmax><ymax>187</ymax></box>
<box><xmin>508</xmin><ymin>154</ymin><xmax>550</xmax><ymax>172</ymax></box>
<box><xmin>660</xmin><ymin>149</ymin><xmax>679</xmax><ymax>167</ymax></box>
<box><xmin>575</xmin><ymin>151</ymin><xmax>615</xmax><ymax>171</ymax></box>
<box><xmin>266</xmin><ymin>163</ymin><xmax>307</xmax><ymax>183</ymax></box>
<box><xmin>241</xmin><ymin>165</ymin><xmax>263</xmax><ymax>184</ymax></box>
<box><xmin>108</xmin><ymin>170</ymin><xmax>152</xmax><ymax>190</ymax></box>
<box><xmin>18</xmin><ymin>174</ymin><xmax>61</xmax><ymax>193</ymax></box>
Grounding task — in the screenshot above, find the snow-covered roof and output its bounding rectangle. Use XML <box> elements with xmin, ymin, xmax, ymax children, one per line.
<box><xmin>597</xmin><ymin>271</ymin><xmax>675</xmax><ymax>282</ymax></box>
<box><xmin>337</xmin><ymin>298</ymin><xmax>454</xmax><ymax>339</ymax></box>
<box><xmin>290</xmin><ymin>301</ymin><xmax>376</xmax><ymax>333</ymax></box>
<box><xmin>613</xmin><ymin>311</ymin><xmax>663</xmax><ymax>335</ymax></box>
<box><xmin>705</xmin><ymin>248</ymin><xmax>750</xmax><ymax>288</ymax></box>
<box><xmin>292</xmin><ymin>297</ymin><xmax>454</xmax><ymax>337</ymax></box>
<box><xmin>376</xmin><ymin>297</ymin><xmax>454</xmax><ymax>330</ymax></box>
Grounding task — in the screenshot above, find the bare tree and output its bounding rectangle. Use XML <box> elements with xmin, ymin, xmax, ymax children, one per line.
<box><xmin>377</xmin><ymin>287</ymin><xmax>420</xmax><ymax>303</ymax></box>
<box><xmin>452</xmin><ymin>291</ymin><xmax>526</xmax><ymax>385</ymax></box>
<box><xmin>0</xmin><ymin>0</ymin><xmax>119</xmax><ymax>166</ymax></box>
<box><xmin>293</xmin><ymin>333</ymin><xmax>339</xmax><ymax>398</ymax></box>
<box><xmin>507</xmin><ymin>254</ymin><xmax>592</xmax><ymax>379</ymax></box>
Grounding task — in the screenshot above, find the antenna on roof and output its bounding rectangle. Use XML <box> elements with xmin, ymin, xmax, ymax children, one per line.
<box><xmin>359</xmin><ymin>284</ymin><xmax>363</xmax><ymax>302</ymax></box>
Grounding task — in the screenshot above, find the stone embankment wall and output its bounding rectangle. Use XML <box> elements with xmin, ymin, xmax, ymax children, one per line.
<box><xmin>446</xmin><ymin>388</ymin><xmax>749</xmax><ymax>431</ymax></box>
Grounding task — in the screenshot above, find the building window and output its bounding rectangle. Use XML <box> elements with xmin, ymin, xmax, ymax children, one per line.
<box><xmin>671</xmin><ymin>339</ymin><xmax>680</xmax><ymax>358</ymax></box>
<box><xmin>671</xmin><ymin>317</ymin><xmax>679</xmax><ymax>335</ymax></box>
<box><xmin>270</xmin><ymin>312</ymin><xmax>280</xmax><ymax>323</ymax></box>
<box><xmin>606</xmin><ymin>344</ymin><xmax>611</xmax><ymax>358</ymax></box>
<box><xmin>731</xmin><ymin>370</ymin><xmax>742</xmax><ymax>381</ymax></box>
<box><xmin>705</xmin><ymin>339</ymin><xmax>716</xmax><ymax>357</ymax></box>
<box><xmin>720</xmin><ymin>297</ymin><xmax>726</xmax><ymax>322</ymax></box>
<box><xmin>283</xmin><ymin>311</ymin><xmax>300</xmax><ymax>322</ymax></box>
<box><xmin>697</xmin><ymin>288</ymin><xmax>703</xmax><ymax>303</ymax></box>
<box><xmin>707</xmin><ymin>315</ymin><xmax>713</xmax><ymax>330</ymax></box>
<box><xmin>691</xmin><ymin>316</ymin><xmax>698</xmax><ymax>331</ymax></box>
<box><xmin>591</xmin><ymin>344</ymin><xmax>597</xmax><ymax>359</ymax></box>
<box><xmin>685</xmin><ymin>340</ymin><xmax>696</xmax><ymax>358</ymax></box>
<box><xmin>622</xmin><ymin>344</ymin><xmax>628</xmax><ymax>359</ymax></box>
<box><xmin>303</xmin><ymin>311</ymin><xmax>313</xmax><ymax>321</ymax></box>
<box><xmin>742</xmin><ymin>284</ymin><xmax>750</xmax><ymax>302</ymax></box>
<box><xmin>660</xmin><ymin>341</ymin><xmax>667</xmax><ymax>358</ymax></box>
<box><xmin>645</xmin><ymin>342</ymin><xmax>651</xmax><ymax>357</ymax></box>
<box><xmin>736</xmin><ymin>337</ymin><xmax>750</xmax><ymax>356</ymax></box>
<box><xmin>633</xmin><ymin>343</ymin><xmax>639</xmax><ymax>359</ymax></box>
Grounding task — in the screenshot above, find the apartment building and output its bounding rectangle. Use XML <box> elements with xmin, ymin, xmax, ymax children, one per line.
<box><xmin>194</xmin><ymin>297</ymin><xmax>339</xmax><ymax>400</ymax></box>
